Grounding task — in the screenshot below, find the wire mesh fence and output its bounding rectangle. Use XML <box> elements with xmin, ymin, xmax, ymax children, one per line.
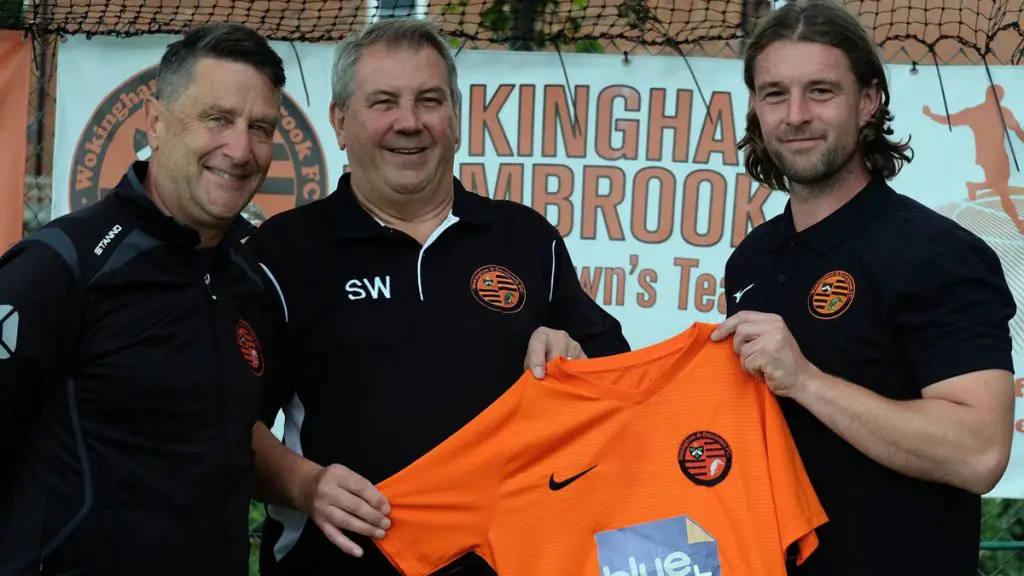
<box><xmin>4</xmin><ymin>0</ymin><xmax>1023</xmax><ymax>574</ymax></box>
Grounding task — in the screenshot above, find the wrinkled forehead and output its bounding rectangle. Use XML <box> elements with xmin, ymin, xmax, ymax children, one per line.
<box><xmin>752</xmin><ymin>41</ymin><xmax>853</xmax><ymax>88</ymax></box>
<box><xmin>176</xmin><ymin>59</ymin><xmax>281</xmax><ymax>119</ymax></box>
<box><xmin>352</xmin><ymin>44</ymin><xmax>451</xmax><ymax>95</ymax></box>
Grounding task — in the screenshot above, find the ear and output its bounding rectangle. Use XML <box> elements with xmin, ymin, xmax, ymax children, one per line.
<box><xmin>143</xmin><ymin>97</ymin><xmax>163</xmax><ymax>151</ymax></box>
<box><xmin>329</xmin><ymin>101</ymin><xmax>347</xmax><ymax>151</ymax></box>
<box><xmin>747</xmin><ymin>88</ymin><xmax>756</xmax><ymax>112</ymax></box>
<box><xmin>860</xmin><ymin>79</ymin><xmax>881</xmax><ymax>127</ymax></box>
<box><xmin>453</xmin><ymin>104</ymin><xmax>461</xmax><ymax>152</ymax></box>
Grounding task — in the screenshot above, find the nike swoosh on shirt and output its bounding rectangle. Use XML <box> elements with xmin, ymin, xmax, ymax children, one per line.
<box><xmin>548</xmin><ymin>464</ymin><xmax>598</xmax><ymax>491</ymax></box>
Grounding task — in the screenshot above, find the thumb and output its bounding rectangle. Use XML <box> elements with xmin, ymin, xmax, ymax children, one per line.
<box><xmin>524</xmin><ymin>332</ymin><xmax>548</xmax><ymax>379</ymax></box>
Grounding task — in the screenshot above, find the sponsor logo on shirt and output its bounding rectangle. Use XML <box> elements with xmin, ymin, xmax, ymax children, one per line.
<box><xmin>596</xmin><ymin>515</ymin><xmax>720</xmax><ymax>576</ymax></box>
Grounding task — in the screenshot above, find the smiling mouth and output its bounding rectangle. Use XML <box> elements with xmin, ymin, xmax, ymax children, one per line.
<box><xmin>206</xmin><ymin>167</ymin><xmax>250</xmax><ymax>181</ymax></box>
<box><xmin>388</xmin><ymin>147</ymin><xmax>427</xmax><ymax>156</ymax></box>
<box><xmin>782</xmin><ymin>138</ymin><xmax>823</xmax><ymax>149</ymax></box>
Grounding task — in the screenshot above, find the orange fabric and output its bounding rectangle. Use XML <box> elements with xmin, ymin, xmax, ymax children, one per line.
<box><xmin>0</xmin><ymin>31</ymin><xmax>31</xmax><ymax>252</ymax></box>
<box><xmin>375</xmin><ymin>322</ymin><xmax>827</xmax><ymax>575</ymax></box>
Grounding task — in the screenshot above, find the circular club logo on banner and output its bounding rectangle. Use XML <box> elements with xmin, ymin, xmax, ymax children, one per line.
<box><xmin>69</xmin><ymin>65</ymin><xmax>329</xmax><ymax>222</ymax></box>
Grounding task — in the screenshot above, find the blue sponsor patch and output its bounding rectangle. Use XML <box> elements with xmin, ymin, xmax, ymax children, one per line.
<box><xmin>595</xmin><ymin>515</ymin><xmax>720</xmax><ymax>576</ymax></box>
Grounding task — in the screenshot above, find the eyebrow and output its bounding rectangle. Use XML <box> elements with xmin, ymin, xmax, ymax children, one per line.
<box><xmin>198</xmin><ymin>104</ymin><xmax>238</xmax><ymax>117</ymax></box>
<box><xmin>366</xmin><ymin>86</ymin><xmax>449</xmax><ymax>100</ymax></box>
<box><xmin>755</xmin><ymin>78</ymin><xmax>842</xmax><ymax>92</ymax></box>
<box><xmin>198</xmin><ymin>104</ymin><xmax>277</xmax><ymax>126</ymax></box>
<box><xmin>755</xmin><ymin>81</ymin><xmax>781</xmax><ymax>92</ymax></box>
<box><xmin>419</xmin><ymin>87</ymin><xmax>447</xmax><ymax>97</ymax></box>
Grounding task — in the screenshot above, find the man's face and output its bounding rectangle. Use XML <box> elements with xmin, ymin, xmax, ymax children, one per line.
<box><xmin>331</xmin><ymin>44</ymin><xmax>459</xmax><ymax>199</ymax></box>
<box><xmin>750</xmin><ymin>40</ymin><xmax>878</xmax><ymax>191</ymax></box>
<box><xmin>146</xmin><ymin>57</ymin><xmax>280</xmax><ymax>229</ymax></box>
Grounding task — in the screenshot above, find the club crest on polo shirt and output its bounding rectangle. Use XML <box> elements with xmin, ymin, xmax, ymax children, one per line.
<box><xmin>470</xmin><ymin>265</ymin><xmax>526</xmax><ymax>313</ymax></box>
<box><xmin>808</xmin><ymin>270</ymin><xmax>856</xmax><ymax>319</ymax></box>
<box><xmin>595</xmin><ymin>515</ymin><xmax>720</xmax><ymax>576</ymax></box>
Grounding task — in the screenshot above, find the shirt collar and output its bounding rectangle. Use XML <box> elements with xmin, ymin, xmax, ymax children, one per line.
<box><xmin>769</xmin><ymin>173</ymin><xmax>893</xmax><ymax>255</ymax></box>
<box><xmin>326</xmin><ymin>172</ymin><xmax>493</xmax><ymax>239</ymax></box>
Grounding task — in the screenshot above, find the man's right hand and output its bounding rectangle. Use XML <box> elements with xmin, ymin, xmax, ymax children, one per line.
<box><xmin>300</xmin><ymin>463</ymin><xmax>392</xmax><ymax>558</ymax></box>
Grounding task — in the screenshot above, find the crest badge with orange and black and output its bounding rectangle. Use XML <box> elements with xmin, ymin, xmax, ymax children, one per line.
<box><xmin>808</xmin><ymin>270</ymin><xmax>856</xmax><ymax>320</ymax></box>
<box><xmin>69</xmin><ymin>65</ymin><xmax>328</xmax><ymax>223</ymax></box>
<box><xmin>470</xmin><ymin>265</ymin><xmax>526</xmax><ymax>313</ymax></box>
<box><xmin>678</xmin><ymin>431</ymin><xmax>732</xmax><ymax>487</ymax></box>
<box><xmin>235</xmin><ymin>318</ymin><xmax>263</xmax><ymax>376</ymax></box>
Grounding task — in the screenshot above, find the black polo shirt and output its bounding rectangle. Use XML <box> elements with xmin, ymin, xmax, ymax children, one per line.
<box><xmin>247</xmin><ymin>173</ymin><xmax>630</xmax><ymax>576</ymax></box>
<box><xmin>723</xmin><ymin>174</ymin><xmax>1015</xmax><ymax>576</ymax></box>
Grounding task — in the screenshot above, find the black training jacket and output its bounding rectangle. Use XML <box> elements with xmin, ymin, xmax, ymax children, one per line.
<box><xmin>0</xmin><ymin>161</ymin><xmax>280</xmax><ymax>575</ymax></box>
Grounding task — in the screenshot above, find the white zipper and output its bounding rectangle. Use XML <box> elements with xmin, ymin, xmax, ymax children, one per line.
<box><xmin>204</xmin><ymin>273</ymin><xmax>217</xmax><ymax>300</ymax></box>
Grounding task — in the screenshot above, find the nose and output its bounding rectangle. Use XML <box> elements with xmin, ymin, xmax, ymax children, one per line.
<box><xmin>785</xmin><ymin>93</ymin><xmax>812</xmax><ymax>127</ymax></box>
<box><xmin>220</xmin><ymin>123</ymin><xmax>255</xmax><ymax>165</ymax></box>
<box><xmin>392</xmin><ymin>101</ymin><xmax>423</xmax><ymax>134</ymax></box>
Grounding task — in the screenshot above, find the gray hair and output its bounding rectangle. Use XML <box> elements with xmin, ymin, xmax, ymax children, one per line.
<box><xmin>157</xmin><ymin>22</ymin><xmax>286</xmax><ymax>106</ymax></box>
<box><xmin>330</xmin><ymin>17</ymin><xmax>461</xmax><ymax>111</ymax></box>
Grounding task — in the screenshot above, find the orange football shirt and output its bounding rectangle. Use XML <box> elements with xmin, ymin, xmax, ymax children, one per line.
<box><xmin>374</xmin><ymin>321</ymin><xmax>828</xmax><ymax>575</ymax></box>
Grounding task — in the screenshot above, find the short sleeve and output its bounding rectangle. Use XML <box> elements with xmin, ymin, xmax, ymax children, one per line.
<box><xmin>723</xmin><ymin>253</ymin><xmax>737</xmax><ymax>317</ymax></box>
<box><xmin>760</xmin><ymin>382</ymin><xmax>828</xmax><ymax>565</ymax></box>
<box><xmin>373</xmin><ymin>381</ymin><xmax>527</xmax><ymax>576</ymax></box>
<box><xmin>892</xmin><ymin>233</ymin><xmax>1016</xmax><ymax>388</ymax></box>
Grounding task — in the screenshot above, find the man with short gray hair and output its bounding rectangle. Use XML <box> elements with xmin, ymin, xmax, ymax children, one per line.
<box><xmin>0</xmin><ymin>22</ymin><xmax>286</xmax><ymax>575</ymax></box>
<box><xmin>248</xmin><ymin>16</ymin><xmax>629</xmax><ymax>576</ymax></box>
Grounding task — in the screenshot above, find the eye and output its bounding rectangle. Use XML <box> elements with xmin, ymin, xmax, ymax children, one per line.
<box><xmin>208</xmin><ymin>114</ymin><xmax>231</xmax><ymax>126</ymax></box>
<box><xmin>251</xmin><ymin>124</ymin><xmax>274</xmax><ymax>138</ymax></box>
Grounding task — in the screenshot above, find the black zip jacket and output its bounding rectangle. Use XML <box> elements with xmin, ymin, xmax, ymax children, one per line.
<box><xmin>0</xmin><ymin>161</ymin><xmax>280</xmax><ymax>575</ymax></box>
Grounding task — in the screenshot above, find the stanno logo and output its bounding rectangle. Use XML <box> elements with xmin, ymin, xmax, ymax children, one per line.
<box><xmin>596</xmin><ymin>515</ymin><xmax>720</xmax><ymax>576</ymax></box>
<box><xmin>0</xmin><ymin>305</ymin><xmax>18</xmax><ymax>359</ymax></box>
<box><xmin>69</xmin><ymin>65</ymin><xmax>328</xmax><ymax>222</ymax></box>
<box><xmin>346</xmin><ymin>276</ymin><xmax>392</xmax><ymax>300</ymax></box>
<box><xmin>93</xmin><ymin>224</ymin><xmax>123</xmax><ymax>255</ymax></box>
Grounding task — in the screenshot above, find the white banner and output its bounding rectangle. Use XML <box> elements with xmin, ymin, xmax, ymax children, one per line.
<box><xmin>52</xmin><ymin>34</ymin><xmax>1024</xmax><ymax>499</ymax></box>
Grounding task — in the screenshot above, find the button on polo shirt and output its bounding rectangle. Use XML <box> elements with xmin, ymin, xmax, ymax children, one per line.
<box><xmin>247</xmin><ymin>173</ymin><xmax>629</xmax><ymax>576</ymax></box>
<box><xmin>723</xmin><ymin>175</ymin><xmax>1016</xmax><ymax>576</ymax></box>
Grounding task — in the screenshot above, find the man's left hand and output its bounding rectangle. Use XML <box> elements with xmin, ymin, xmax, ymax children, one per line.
<box><xmin>710</xmin><ymin>311</ymin><xmax>816</xmax><ymax>398</ymax></box>
<box><xmin>524</xmin><ymin>327</ymin><xmax>586</xmax><ymax>379</ymax></box>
